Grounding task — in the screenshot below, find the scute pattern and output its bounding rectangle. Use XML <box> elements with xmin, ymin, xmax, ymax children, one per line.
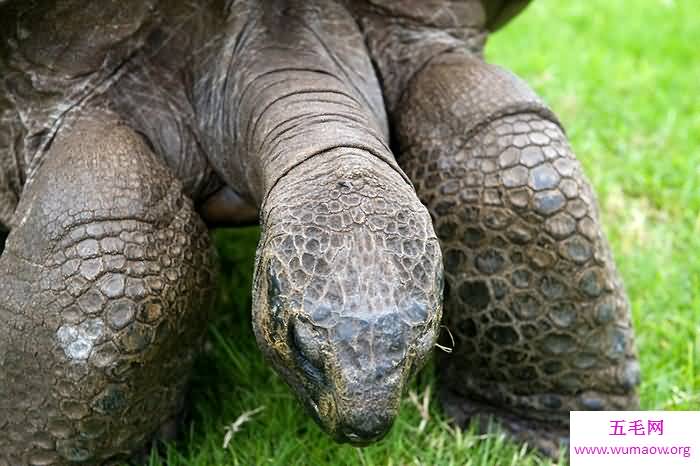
<box><xmin>399</xmin><ymin>106</ymin><xmax>639</xmax><ymax>448</ymax></box>
<box><xmin>384</xmin><ymin>45</ymin><xmax>639</xmax><ymax>454</ymax></box>
<box><xmin>252</xmin><ymin>152</ymin><xmax>443</xmax><ymax>439</ymax></box>
<box><xmin>256</xmin><ymin>151</ymin><xmax>442</xmax><ymax>365</ymax></box>
<box><xmin>0</xmin><ymin>115</ymin><xmax>216</xmax><ymax>466</ymax></box>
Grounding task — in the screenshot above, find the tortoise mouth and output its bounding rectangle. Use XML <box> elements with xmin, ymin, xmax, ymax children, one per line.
<box><xmin>301</xmin><ymin>388</ymin><xmax>398</xmax><ymax>446</ymax></box>
<box><xmin>289</xmin><ymin>357</ymin><xmax>406</xmax><ymax>446</ymax></box>
<box><xmin>278</xmin><ymin>336</ymin><xmax>405</xmax><ymax>446</ymax></box>
<box><xmin>334</xmin><ymin>414</ymin><xmax>396</xmax><ymax>446</ymax></box>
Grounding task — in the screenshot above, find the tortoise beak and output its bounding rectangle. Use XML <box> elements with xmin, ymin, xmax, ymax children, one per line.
<box><xmin>325</xmin><ymin>350</ymin><xmax>409</xmax><ymax>446</ymax></box>
<box><xmin>338</xmin><ymin>412</ymin><xmax>395</xmax><ymax>445</ymax></box>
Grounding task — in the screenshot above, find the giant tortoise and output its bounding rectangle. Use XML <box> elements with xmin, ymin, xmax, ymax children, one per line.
<box><xmin>0</xmin><ymin>0</ymin><xmax>640</xmax><ymax>464</ymax></box>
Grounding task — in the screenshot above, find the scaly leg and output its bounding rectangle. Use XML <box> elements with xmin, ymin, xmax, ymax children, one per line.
<box><xmin>392</xmin><ymin>52</ymin><xmax>640</xmax><ymax>455</ymax></box>
<box><xmin>0</xmin><ymin>110</ymin><xmax>216</xmax><ymax>465</ymax></box>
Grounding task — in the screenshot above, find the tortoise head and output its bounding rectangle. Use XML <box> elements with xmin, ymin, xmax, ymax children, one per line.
<box><xmin>252</xmin><ymin>152</ymin><xmax>443</xmax><ymax>445</ymax></box>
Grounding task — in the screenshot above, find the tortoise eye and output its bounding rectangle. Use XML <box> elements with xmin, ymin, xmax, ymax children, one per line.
<box><xmin>288</xmin><ymin>318</ymin><xmax>326</xmax><ymax>387</ymax></box>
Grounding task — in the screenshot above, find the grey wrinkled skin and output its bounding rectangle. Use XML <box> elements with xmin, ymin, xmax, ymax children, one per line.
<box><xmin>0</xmin><ymin>0</ymin><xmax>639</xmax><ymax>464</ymax></box>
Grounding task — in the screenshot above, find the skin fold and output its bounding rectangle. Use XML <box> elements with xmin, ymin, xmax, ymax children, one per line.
<box><xmin>0</xmin><ymin>0</ymin><xmax>639</xmax><ymax>464</ymax></box>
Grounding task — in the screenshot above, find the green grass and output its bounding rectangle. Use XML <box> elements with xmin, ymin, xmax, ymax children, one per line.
<box><xmin>150</xmin><ymin>1</ymin><xmax>699</xmax><ymax>464</ymax></box>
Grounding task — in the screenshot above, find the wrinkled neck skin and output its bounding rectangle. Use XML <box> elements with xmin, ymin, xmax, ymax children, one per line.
<box><xmin>190</xmin><ymin>0</ymin><xmax>397</xmax><ymax>208</ymax></box>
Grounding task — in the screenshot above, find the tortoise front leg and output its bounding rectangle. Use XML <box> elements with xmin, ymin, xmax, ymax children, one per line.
<box><xmin>0</xmin><ymin>111</ymin><xmax>215</xmax><ymax>465</ymax></box>
<box><xmin>391</xmin><ymin>52</ymin><xmax>640</xmax><ymax>454</ymax></box>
